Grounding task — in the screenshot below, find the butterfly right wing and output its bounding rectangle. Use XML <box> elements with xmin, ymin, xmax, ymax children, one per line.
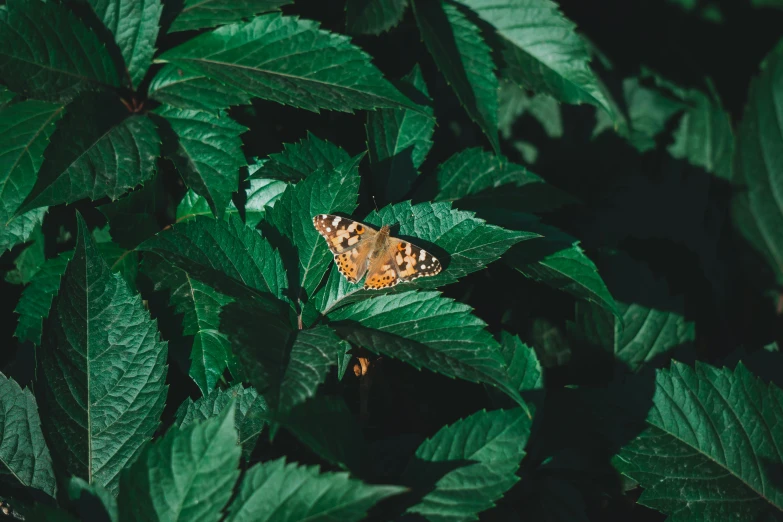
<box><xmin>313</xmin><ymin>214</ymin><xmax>376</xmax><ymax>283</ymax></box>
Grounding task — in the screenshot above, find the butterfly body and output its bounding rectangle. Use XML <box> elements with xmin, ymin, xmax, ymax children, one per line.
<box><xmin>313</xmin><ymin>214</ymin><xmax>442</xmax><ymax>290</ymax></box>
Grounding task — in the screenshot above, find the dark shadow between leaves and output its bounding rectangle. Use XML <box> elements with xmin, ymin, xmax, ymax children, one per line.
<box><xmin>371</xmin><ymin>144</ymin><xmax>419</xmax><ymax>206</ymax></box>
<box><xmin>256</xmin><ymin>220</ymin><xmax>302</xmax><ymax>307</ymax></box>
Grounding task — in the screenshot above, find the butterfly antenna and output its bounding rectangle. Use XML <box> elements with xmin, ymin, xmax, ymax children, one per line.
<box><xmin>372</xmin><ymin>195</ymin><xmax>380</xmax><ymax>213</ymax></box>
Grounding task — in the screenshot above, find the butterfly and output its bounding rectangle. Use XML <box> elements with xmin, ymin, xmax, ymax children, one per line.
<box><xmin>313</xmin><ymin>214</ymin><xmax>442</xmax><ymax>290</ymax></box>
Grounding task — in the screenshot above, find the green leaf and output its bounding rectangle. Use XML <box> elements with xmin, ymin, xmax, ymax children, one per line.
<box><xmin>413</xmin><ymin>0</ymin><xmax>499</xmax><ymax>153</ymax></box>
<box><xmin>265</xmin><ymin>155</ymin><xmax>362</xmax><ymax>301</ymax></box>
<box><xmin>434</xmin><ymin>147</ymin><xmax>544</xmax><ymax>202</ymax></box>
<box><xmin>404</xmin><ymin>408</ymin><xmax>531</xmax><ymax>521</ymax></box>
<box><xmin>96</xmin><ymin>239</ymin><xmax>139</xmax><ymax>289</ymax></box>
<box><xmin>68</xmin><ymin>477</ymin><xmax>117</xmax><ymax>522</ymax></box>
<box><xmin>0</xmin><ymin>86</ymin><xmax>16</xmax><ymax>108</ymax></box>
<box><xmin>0</xmin><ymin>372</ymin><xmax>56</xmax><ymax>498</ymax></box>
<box><xmin>148</xmin><ymin>65</ymin><xmax>251</xmax><ymax>113</ymax></box>
<box><xmin>169</xmin><ymin>0</ymin><xmax>292</xmax><ymax>33</ymax></box>
<box><xmin>346</xmin><ymin>0</ymin><xmax>408</xmax><ymax>35</ymax></box>
<box><xmin>252</xmin><ymin>132</ymin><xmax>351</xmax><ymax>182</ymax></box>
<box><xmin>499</xmin><ymin>331</ymin><xmax>543</xmax><ymax>393</ymax></box>
<box><xmin>158</xmin><ymin>13</ymin><xmax>420</xmax><ymax>114</ymax></box>
<box><xmin>498</xmin><ymin>80</ymin><xmax>563</xmax><ymax>140</ymax></box>
<box><xmin>245</xmin><ymin>178</ymin><xmax>288</xmax><ymax>227</ymax></box>
<box><xmin>143</xmin><ymin>254</ymin><xmax>237</xmax><ymax>394</ymax></box>
<box><xmin>614</xmin><ymin>362</ymin><xmax>783</xmax><ymax>520</ymax></box>
<box><xmin>0</xmin><ymin>100</ymin><xmax>64</xmax><ymax>252</ymax></box>
<box><xmin>330</xmin><ymin>290</ymin><xmax>528</xmax><ymax>411</ymax></box>
<box><xmin>36</xmin><ymin>215</ymin><xmax>168</xmax><ymax>495</ymax></box>
<box><xmin>232</xmin><ymin>324</ymin><xmax>344</xmax><ymax>411</ymax></box>
<box><xmin>156</xmin><ymin>106</ymin><xmax>248</xmax><ymax>218</ymax></box>
<box><xmin>225</xmin><ymin>457</ymin><xmax>405</xmax><ymax>522</ymax></box>
<box><xmin>118</xmin><ymin>401</ymin><xmax>241</xmax><ymax>522</ymax></box>
<box><xmin>18</xmin><ymin>95</ymin><xmax>160</xmax><ymax>215</ymax></box>
<box><xmin>667</xmin><ymin>85</ymin><xmax>734</xmax><ymax>180</ymax></box>
<box><xmin>366</xmin><ymin>64</ymin><xmax>435</xmax><ymax>203</ymax></box>
<box><xmin>0</xmin><ymin>209</ymin><xmax>48</xmax><ymax>255</ymax></box>
<box><xmin>98</xmin><ymin>174</ymin><xmax>165</xmax><ymax>249</ymax></box>
<box><xmin>733</xmin><ymin>43</ymin><xmax>783</xmax><ymax>286</ymax></box>
<box><xmin>0</xmin><ymin>0</ymin><xmax>120</xmax><ymax>101</ymax></box>
<box><xmin>13</xmin><ymin>251</ymin><xmax>73</xmax><ymax>345</ymax></box>
<box><xmin>457</xmin><ymin>0</ymin><xmax>614</xmax><ymax>118</ymax></box>
<box><xmin>487</xmin><ymin>211</ymin><xmax>619</xmax><ymax>318</ymax></box>
<box><xmin>88</xmin><ymin>0</ymin><xmax>163</xmax><ymax>87</ymax></box>
<box><xmin>138</xmin><ymin>215</ymin><xmax>289</xmax><ymax>305</ymax></box>
<box><xmin>593</xmin><ymin>75</ymin><xmax>686</xmax><ymax>153</ymax></box>
<box><xmin>312</xmin><ymin>201</ymin><xmax>532</xmax><ymax>316</ymax></box>
<box><xmin>275</xmin><ymin>395</ymin><xmax>365</xmax><ymax>474</ymax></box>
<box><xmin>175</xmin><ymin>384</ymin><xmax>268</xmax><ymax>461</ymax></box>
<box><xmin>5</xmin><ymin>226</ymin><xmax>45</xmax><ymax>285</ymax></box>
<box><xmin>570</xmin><ymin>254</ymin><xmax>695</xmax><ymax>372</ymax></box>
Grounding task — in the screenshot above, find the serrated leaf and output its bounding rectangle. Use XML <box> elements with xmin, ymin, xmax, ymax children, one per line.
<box><xmin>0</xmin><ymin>0</ymin><xmax>119</xmax><ymax>101</ymax></box>
<box><xmin>96</xmin><ymin>239</ymin><xmax>139</xmax><ymax>289</ymax></box>
<box><xmin>404</xmin><ymin>408</ymin><xmax>531</xmax><ymax>521</ymax></box>
<box><xmin>156</xmin><ymin>106</ymin><xmax>247</xmax><ymax>218</ymax></box>
<box><xmin>457</xmin><ymin>0</ymin><xmax>614</xmax><ymax>118</ymax></box>
<box><xmin>158</xmin><ymin>13</ymin><xmax>420</xmax><ymax>114</ymax></box>
<box><xmin>230</xmin><ymin>324</ymin><xmax>344</xmax><ymax>412</ymax></box>
<box><xmin>118</xmin><ymin>401</ymin><xmax>240</xmax><ymax>522</ymax></box>
<box><xmin>499</xmin><ymin>331</ymin><xmax>543</xmax><ymax>393</ymax></box>
<box><xmin>143</xmin><ymin>254</ymin><xmax>237</xmax><ymax>394</ymax></box>
<box><xmin>346</xmin><ymin>0</ymin><xmax>408</xmax><ymax>35</ymax></box>
<box><xmin>18</xmin><ymin>95</ymin><xmax>160</xmax><ymax>215</ymax></box>
<box><xmin>5</xmin><ymin>226</ymin><xmax>45</xmax><ymax>285</ymax></box>
<box><xmin>0</xmin><ymin>372</ymin><xmax>56</xmax><ymax>499</ymax></box>
<box><xmin>68</xmin><ymin>477</ymin><xmax>117</xmax><ymax>522</ymax></box>
<box><xmin>0</xmin><ymin>208</ymin><xmax>48</xmax><ymax>254</ymax></box>
<box><xmin>265</xmin><ymin>155</ymin><xmax>362</xmax><ymax>301</ymax></box>
<box><xmin>571</xmin><ymin>254</ymin><xmax>695</xmax><ymax>372</ymax></box>
<box><xmin>138</xmin><ymin>215</ymin><xmax>289</xmax><ymax>306</ymax></box>
<box><xmin>330</xmin><ymin>290</ymin><xmax>528</xmax><ymax>411</ymax></box>
<box><xmin>252</xmin><ymin>132</ymin><xmax>351</xmax><ymax>182</ymax></box>
<box><xmin>275</xmin><ymin>395</ymin><xmax>365</xmax><ymax>474</ymax></box>
<box><xmin>733</xmin><ymin>43</ymin><xmax>783</xmax><ymax>286</ymax></box>
<box><xmin>614</xmin><ymin>362</ymin><xmax>783</xmax><ymax>520</ymax></box>
<box><xmin>0</xmin><ymin>100</ymin><xmax>64</xmax><ymax>252</ymax></box>
<box><xmin>482</xmin><ymin>210</ymin><xmax>618</xmax><ymax>318</ymax></box>
<box><xmin>13</xmin><ymin>251</ymin><xmax>73</xmax><ymax>345</ymax></box>
<box><xmin>312</xmin><ymin>200</ymin><xmax>532</xmax><ymax>316</ymax></box>
<box><xmin>98</xmin><ymin>174</ymin><xmax>165</xmax><ymax>249</ymax></box>
<box><xmin>175</xmin><ymin>384</ymin><xmax>268</xmax><ymax>461</ymax></box>
<box><xmin>88</xmin><ymin>0</ymin><xmax>163</xmax><ymax>88</ymax></box>
<box><xmin>434</xmin><ymin>147</ymin><xmax>544</xmax><ymax>202</ymax></box>
<box><xmin>149</xmin><ymin>65</ymin><xmax>251</xmax><ymax>113</ymax></box>
<box><xmin>169</xmin><ymin>0</ymin><xmax>292</xmax><ymax>33</ymax></box>
<box><xmin>337</xmin><ymin>341</ymin><xmax>352</xmax><ymax>381</ymax></box>
<box><xmin>367</xmin><ymin>63</ymin><xmax>434</xmax><ymax>203</ymax></box>
<box><xmin>413</xmin><ymin>0</ymin><xmax>499</xmax><ymax>153</ymax></box>
<box><xmin>36</xmin><ymin>215</ymin><xmax>168</xmax><ymax>495</ymax></box>
<box><xmin>225</xmin><ymin>457</ymin><xmax>405</xmax><ymax>522</ymax></box>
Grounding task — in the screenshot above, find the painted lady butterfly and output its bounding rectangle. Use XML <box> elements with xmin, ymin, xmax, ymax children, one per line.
<box><xmin>313</xmin><ymin>214</ymin><xmax>442</xmax><ymax>289</ymax></box>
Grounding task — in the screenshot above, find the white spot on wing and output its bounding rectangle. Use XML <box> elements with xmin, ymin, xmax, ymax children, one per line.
<box><xmin>326</xmin><ymin>227</ymin><xmax>331</xmax><ymax>232</ymax></box>
<box><xmin>419</xmin><ymin>250</ymin><xmax>426</xmax><ymax>261</ymax></box>
<box><xmin>332</xmin><ymin>217</ymin><xmax>341</xmax><ymax>227</ymax></box>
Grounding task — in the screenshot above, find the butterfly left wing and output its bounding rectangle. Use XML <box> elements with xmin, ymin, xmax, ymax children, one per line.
<box><xmin>363</xmin><ymin>237</ymin><xmax>442</xmax><ymax>290</ymax></box>
<box><xmin>313</xmin><ymin>214</ymin><xmax>376</xmax><ymax>283</ymax></box>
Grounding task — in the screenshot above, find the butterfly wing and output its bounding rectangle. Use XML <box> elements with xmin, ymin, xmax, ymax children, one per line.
<box><xmin>313</xmin><ymin>214</ymin><xmax>376</xmax><ymax>283</ymax></box>
<box><xmin>363</xmin><ymin>237</ymin><xmax>442</xmax><ymax>290</ymax></box>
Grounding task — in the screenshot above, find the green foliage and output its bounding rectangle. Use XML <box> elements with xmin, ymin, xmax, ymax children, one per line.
<box><xmin>36</xmin><ymin>216</ymin><xmax>168</xmax><ymax>495</ymax></box>
<box><xmin>1</xmin><ymin>2</ymin><xmax>781</xmax><ymax>521</ymax></box>
<box><xmin>224</xmin><ymin>457</ymin><xmax>405</xmax><ymax>522</ymax></box>
<box><xmin>0</xmin><ymin>372</ymin><xmax>56</xmax><ymax>498</ymax></box>
<box><xmin>157</xmin><ymin>13</ymin><xmax>420</xmax><ymax>113</ymax></box>
<box><xmin>614</xmin><ymin>362</ymin><xmax>783</xmax><ymax>520</ymax></box>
